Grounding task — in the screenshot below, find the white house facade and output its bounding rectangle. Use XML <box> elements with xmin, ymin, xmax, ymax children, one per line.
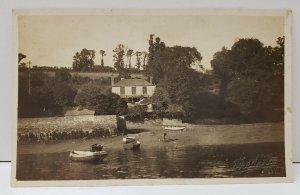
<box><xmin>111</xmin><ymin>78</ymin><xmax>156</xmax><ymax>99</ymax></box>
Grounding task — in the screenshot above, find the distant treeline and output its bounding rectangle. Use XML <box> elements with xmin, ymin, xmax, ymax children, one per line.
<box><xmin>18</xmin><ymin>64</ymin><xmax>117</xmax><ymax>73</ymax></box>
<box><xmin>18</xmin><ymin>64</ymin><xmax>148</xmax><ymax>75</ymax></box>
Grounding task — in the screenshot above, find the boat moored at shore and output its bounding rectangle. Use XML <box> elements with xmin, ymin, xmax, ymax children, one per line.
<box><xmin>162</xmin><ymin>118</ymin><xmax>186</xmax><ymax>131</ymax></box>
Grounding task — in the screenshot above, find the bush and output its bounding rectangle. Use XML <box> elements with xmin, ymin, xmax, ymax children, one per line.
<box><xmin>55</xmin><ymin>70</ymin><xmax>72</xmax><ymax>82</ymax></box>
<box><xmin>226</xmin><ymin>78</ymin><xmax>272</xmax><ymax>118</ymax></box>
<box><xmin>125</xmin><ymin>105</ymin><xmax>146</xmax><ymax>122</ymax></box>
<box><xmin>74</xmin><ymin>83</ymin><xmax>110</xmax><ymax>108</ymax></box>
<box><xmin>94</xmin><ymin>93</ymin><xmax>128</xmax><ymax>116</ymax></box>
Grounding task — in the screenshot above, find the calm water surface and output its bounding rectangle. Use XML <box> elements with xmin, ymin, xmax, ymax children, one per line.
<box><xmin>17</xmin><ymin>142</ymin><xmax>285</xmax><ymax>180</ymax></box>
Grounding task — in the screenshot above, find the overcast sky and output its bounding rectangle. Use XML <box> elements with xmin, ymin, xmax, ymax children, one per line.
<box><xmin>18</xmin><ymin>14</ymin><xmax>284</xmax><ymax>70</ymax></box>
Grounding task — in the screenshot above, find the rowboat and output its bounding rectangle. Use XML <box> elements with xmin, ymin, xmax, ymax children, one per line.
<box><xmin>123</xmin><ymin>140</ymin><xmax>141</xmax><ymax>150</ymax></box>
<box><xmin>122</xmin><ymin>136</ymin><xmax>136</xmax><ymax>143</ymax></box>
<box><xmin>163</xmin><ymin>126</ymin><xmax>186</xmax><ymax>131</ymax></box>
<box><xmin>69</xmin><ymin>150</ymin><xmax>108</xmax><ymax>162</ymax></box>
<box><xmin>162</xmin><ymin>118</ymin><xmax>186</xmax><ymax>131</ymax></box>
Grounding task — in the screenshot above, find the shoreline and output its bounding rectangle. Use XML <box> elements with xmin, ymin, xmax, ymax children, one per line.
<box><xmin>17</xmin><ymin>122</ymin><xmax>284</xmax><ymax>155</ymax></box>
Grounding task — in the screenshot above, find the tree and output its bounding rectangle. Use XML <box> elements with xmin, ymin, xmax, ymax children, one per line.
<box><xmin>113</xmin><ymin>44</ymin><xmax>131</xmax><ymax>78</ymax></box>
<box><xmin>135</xmin><ymin>51</ymin><xmax>142</xmax><ymax>70</ymax></box>
<box><xmin>18</xmin><ymin>70</ymin><xmax>79</xmax><ymax>117</ymax></box>
<box><xmin>74</xmin><ymin>83</ymin><xmax>110</xmax><ymax>108</ymax></box>
<box><xmin>126</xmin><ymin>49</ymin><xmax>134</xmax><ymax>69</ymax></box>
<box><xmin>52</xmin><ymin>82</ymin><xmax>77</xmax><ymax>107</ymax></box>
<box><xmin>126</xmin><ymin>105</ymin><xmax>146</xmax><ymax>121</ymax></box>
<box><xmin>149</xmin><ymin>46</ymin><xmax>203</xmax><ymax>83</ymax></box>
<box><xmin>152</xmin><ymin>86</ymin><xmax>171</xmax><ymax>114</ymax></box>
<box><xmin>142</xmin><ymin>52</ymin><xmax>148</xmax><ymax>70</ymax></box>
<box><xmin>161</xmin><ymin>67</ymin><xmax>205</xmax><ymax>119</ymax></box>
<box><xmin>18</xmin><ymin>53</ymin><xmax>27</xmax><ymax>70</ymax></box>
<box><xmin>226</xmin><ymin>79</ymin><xmax>271</xmax><ymax>117</ymax></box>
<box><xmin>264</xmin><ymin>36</ymin><xmax>284</xmax><ymax>109</ymax></box>
<box><xmin>18</xmin><ymin>53</ymin><xmax>26</xmax><ymax>64</ymax></box>
<box><xmin>30</xmin><ymin>84</ymin><xmax>58</xmax><ymax>116</ymax></box>
<box><xmin>147</xmin><ymin>34</ymin><xmax>166</xmax><ymax>74</ymax></box>
<box><xmin>211</xmin><ymin>47</ymin><xmax>232</xmax><ymax>96</ymax></box>
<box><xmin>211</xmin><ymin>37</ymin><xmax>285</xmax><ymax>120</ymax></box>
<box><xmin>146</xmin><ymin>40</ymin><xmax>205</xmax><ymax>120</ymax></box>
<box><xmin>55</xmin><ymin>70</ymin><xmax>72</xmax><ymax>82</ymax></box>
<box><xmin>18</xmin><ymin>72</ymin><xmax>66</xmax><ymax>117</ymax></box>
<box><xmin>113</xmin><ymin>44</ymin><xmax>125</xmax><ymax>71</ymax></box>
<box><xmin>229</xmin><ymin>38</ymin><xmax>266</xmax><ymax>80</ymax></box>
<box><xmin>72</xmin><ymin>48</ymin><xmax>96</xmax><ymax>71</ymax></box>
<box><xmin>94</xmin><ymin>93</ymin><xmax>127</xmax><ymax>115</ymax></box>
<box><xmin>211</xmin><ymin>39</ymin><xmax>266</xmax><ymax>83</ymax></box>
<box><xmin>152</xmin><ymin>66</ymin><xmax>206</xmax><ymax>120</ymax></box>
<box><xmin>99</xmin><ymin>50</ymin><xmax>106</xmax><ymax>67</ymax></box>
<box><xmin>18</xmin><ymin>72</ymin><xmax>32</xmax><ymax>117</ymax></box>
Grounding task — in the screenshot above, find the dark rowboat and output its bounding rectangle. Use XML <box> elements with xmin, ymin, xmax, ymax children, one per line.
<box><xmin>123</xmin><ymin>136</ymin><xmax>136</xmax><ymax>143</ymax></box>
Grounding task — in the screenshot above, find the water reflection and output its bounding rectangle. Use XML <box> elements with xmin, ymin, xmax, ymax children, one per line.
<box><xmin>17</xmin><ymin>142</ymin><xmax>285</xmax><ymax>180</ymax></box>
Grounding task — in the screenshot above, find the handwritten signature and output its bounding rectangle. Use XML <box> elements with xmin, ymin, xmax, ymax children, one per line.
<box><xmin>233</xmin><ymin>154</ymin><xmax>271</xmax><ymax>171</ymax></box>
<box><xmin>232</xmin><ymin>154</ymin><xmax>285</xmax><ymax>175</ymax></box>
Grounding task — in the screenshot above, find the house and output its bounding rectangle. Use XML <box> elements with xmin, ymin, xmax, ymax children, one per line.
<box><xmin>111</xmin><ymin>77</ymin><xmax>156</xmax><ymax>101</ymax></box>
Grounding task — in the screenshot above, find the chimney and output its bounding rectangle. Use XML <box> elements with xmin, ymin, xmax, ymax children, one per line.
<box><xmin>111</xmin><ymin>76</ymin><xmax>114</xmax><ymax>86</ymax></box>
<box><xmin>150</xmin><ymin>76</ymin><xmax>153</xmax><ymax>84</ymax></box>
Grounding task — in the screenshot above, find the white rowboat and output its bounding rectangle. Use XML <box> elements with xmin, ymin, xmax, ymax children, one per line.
<box><xmin>69</xmin><ymin>150</ymin><xmax>108</xmax><ymax>162</ymax></box>
<box><xmin>162</xmin><ymin>118</ymin><xmax>186</xmax><ymax>131</ymax></box>
<box><xmin>163</xmin><ymin>126</ymin><xmax>186</xmax><ymax>131</ymax></box>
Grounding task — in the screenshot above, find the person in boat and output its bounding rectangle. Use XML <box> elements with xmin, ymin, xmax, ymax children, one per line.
<box><xmin>90</xmin><ymin>144</ymin><xmax>103</xmax><ymax>152</ymax></box>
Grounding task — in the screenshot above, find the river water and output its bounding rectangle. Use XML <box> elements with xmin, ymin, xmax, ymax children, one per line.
<box><xmin>17</xmin><ymin>142</ymin><xmax>285</xmax><ymax>180</ymax></box>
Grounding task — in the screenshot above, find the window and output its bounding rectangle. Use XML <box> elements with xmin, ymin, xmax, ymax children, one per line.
<box><xmin>120</xmin><ymin>87</ymin><xmax>125</xmax><ymax>94</ymax></box>
<box><xmin>143</xmin><ymin>86</ymin><xmax>147</xmax><ymax>95</ymax></box>
<box><xmin>132</xmin><ymin>87</ymin><xmax>136</xmax><ymax>95</ymax></box>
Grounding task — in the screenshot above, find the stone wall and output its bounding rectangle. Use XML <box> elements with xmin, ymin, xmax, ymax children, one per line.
<box><xmin>17</xmin><ymin>115</ymin><xmax>123</xmax><ymax>143</ymax></box>
<box><xmin>18</xmin><ymin>115</ymin><xmax>118</xmax><ymax>133</ymax></box>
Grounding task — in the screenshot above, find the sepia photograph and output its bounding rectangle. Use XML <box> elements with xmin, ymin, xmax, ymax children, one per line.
<box><xmin>12</xmin><ymin>9</ymin><xmax>292</xmax><ymax>186</ymax></box>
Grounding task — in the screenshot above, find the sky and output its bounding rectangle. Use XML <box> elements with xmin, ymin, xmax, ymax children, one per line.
<box><xmin>18</xmin><ymin>14</ymin><xmax>284</xmax><ymax>70</ymax></box>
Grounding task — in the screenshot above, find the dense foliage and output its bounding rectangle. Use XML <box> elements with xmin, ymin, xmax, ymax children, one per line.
<box><xmin>18</xmin><ymin>71</ymin><xmax>77</xmax><ymax>117</ymax></box>
<box><xmin>149</xmin><ymin>35</ymin><xmax>284</xmax><ymax>122</ymax></box>
<box><xmin>72</xmin><ymin>48</ymin><xmax>96</xmax><ymax>71</ymax></box>
<box><xmin>147</xmin><ymin>35</ymin><xmax>209</xmax><ymax>121</ymax></box>
<box><xmin>211</xmin><ymin>37</ymin><xmax>284</xmax><ymax>120</ymax></box>
<box><xmin>94</xmin><ymin>93</ymin><xmax>128</xmax><ymax>116</ymax></box>
<box><xmin>18</xmin><ymin>70</ymin><xmax>127</xmax><ymax>118</ymax></box>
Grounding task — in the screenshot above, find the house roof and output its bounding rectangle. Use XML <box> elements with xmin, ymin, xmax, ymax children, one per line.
<box><xmin>113</xmin><ymin>79</ymin><xmax>154</xmax><ymax>87</ymax></box>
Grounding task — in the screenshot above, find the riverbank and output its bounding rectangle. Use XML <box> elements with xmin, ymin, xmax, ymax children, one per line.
<box><xmin>17</xmin><ymin>122</ymin><xmax>284</xmax><ymax>155</ymax></box>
